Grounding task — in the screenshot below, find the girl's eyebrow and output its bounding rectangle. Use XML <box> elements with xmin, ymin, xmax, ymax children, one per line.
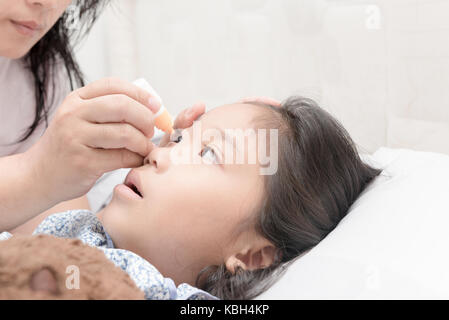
<box><xmin>196</xmin><ymin>113</ymin><xmax>239</xmax><ymax>152</ymax></box>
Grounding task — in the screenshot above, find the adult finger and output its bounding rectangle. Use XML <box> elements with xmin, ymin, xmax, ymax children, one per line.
<box><xmin>76</xmin><ymin>77</ymin><xmax>161</xmax><ymax>113</ymax></box>
<box><xmin>90</xmin><ymin>148</ymin><xmax>146</xmax><ymax>172</ymax></box>
<box><xmin>173</xmin><ymin>102</ymin><xmax>206</xmax><ymax>129</ymax></box>
<box><xmin>84</xmin><ymin>122</ymin><xmax>152</xmax><ymax>157</ymax></box>
<box><xmin>80</xmin><ymin>94</ymin><xmax>155</xmax><ymax>139</ymax></box>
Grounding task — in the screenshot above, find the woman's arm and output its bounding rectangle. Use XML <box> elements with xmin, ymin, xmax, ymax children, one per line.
<box><xmin>0</xmin><ymin>78</ymin><xmax>167</xmax><ymax>233</ymax></box>
<box><xmin>9</xmin><ymin>194</ymin><xmax>90</xmax><ymax>235</ymax></box>
<box><xmin>0</xmin><ymin>152</ymin><xmax>59</xmax><ymax>232</ymax></box>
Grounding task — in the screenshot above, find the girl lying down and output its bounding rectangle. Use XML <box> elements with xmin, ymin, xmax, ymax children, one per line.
<box><xmin>0</xmin><ymin>96</ymin><xmax>381</xmax><ymax>300</ymax></box>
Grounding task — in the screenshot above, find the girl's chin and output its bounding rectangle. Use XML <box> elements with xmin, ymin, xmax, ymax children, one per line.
<box><xmin>96</xmin><ymin>198</ymin><xmax>119</xmax><ymax>220</ymax></box>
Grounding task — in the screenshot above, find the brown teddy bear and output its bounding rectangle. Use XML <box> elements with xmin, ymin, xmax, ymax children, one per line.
<box><xmin>0</xmin><ymin>234</ymin><xmax>144</xmax><ymax>299</ymax></box>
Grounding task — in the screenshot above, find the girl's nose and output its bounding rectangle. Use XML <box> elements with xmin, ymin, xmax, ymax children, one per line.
<box><xmin>144</xmin><ymin>147</ymin><xmax>169</xmax><ymax>173</ymax></box>
<box><xmin>143</xmin><ymin>153</ymin><xmax>154</xmax><ymax>167</ymax></box>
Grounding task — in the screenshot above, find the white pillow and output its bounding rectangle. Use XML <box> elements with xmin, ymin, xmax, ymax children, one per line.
<box><xmin>257</xmin><ymin>147</ymin><xmax>449</xmax><ymax>299</ymax></box>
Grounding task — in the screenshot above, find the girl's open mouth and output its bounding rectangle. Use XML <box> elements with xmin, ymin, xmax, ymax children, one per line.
<box><xmin>129</xmin><ymin>183</ymin><xmax>143</xmax><ymax>198</ymax></box>
<box><xmin>124</xmin><ymin>170</ymin><xmax>144</xmax><ymax>198</ymax></box>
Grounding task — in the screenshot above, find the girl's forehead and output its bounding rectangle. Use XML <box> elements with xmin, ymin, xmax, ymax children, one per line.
<box><xmin>201</xmin><ymin>103</ymin><xmax>262</xmax><ymax>128</ymax></box>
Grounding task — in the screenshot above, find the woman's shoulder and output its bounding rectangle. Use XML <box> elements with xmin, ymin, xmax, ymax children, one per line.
<box><xmin>0</xmin><ymin>57</ymin><xmax>72</xmax><ymax>156</ymax></box>
<box><xmin>0</xmin><ymin>57</ymin><xmax>37</xmax><ymax>155</ymax></box>
<box><xmin>0</xmin><ymin>56</ymin><xmax>70</xmax><ymax>115</ymax></box>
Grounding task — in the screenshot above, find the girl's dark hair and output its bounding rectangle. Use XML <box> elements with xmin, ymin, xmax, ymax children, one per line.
<box><xmin>17</xmin><ymin>0</ymin><xmax>109</xmax><ymax>143</ymax></box>
<box><xmin>196</xmin><ymin>96</ymin><xmax>382</xmax><ymax>299</ymax></box>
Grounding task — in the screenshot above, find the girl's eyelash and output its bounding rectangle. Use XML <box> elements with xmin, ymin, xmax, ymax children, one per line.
<box><xmin>200</xmin><ymin>146</ymin><xmax>214</xmax><ymax>157</ymax></box>
<box><xmin>169</xmin><ymin>130</ymin><xmax>222</xmax><ymax>165</ymax></box>
<box><xmin>170</xmin><ymin>129</ymin><xmax>183</xmax><ymax>143</ymax></box>
<box><xmin>200</xmin><ymin>144</ymin><xmax>222</xmax><ymax>165</ymax></box>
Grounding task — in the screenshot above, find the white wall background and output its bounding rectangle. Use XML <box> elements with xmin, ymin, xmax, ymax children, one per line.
<box><xmin>76</xmin><ymin>0</ymin><xmax>449</xmax><ymax>155</ymax></box>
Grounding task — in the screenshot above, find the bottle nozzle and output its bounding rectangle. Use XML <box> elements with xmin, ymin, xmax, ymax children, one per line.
<box><xmin>154</xmin><ymin>106</ymin><xmax>174</xmax><ymax>134</ymax></box>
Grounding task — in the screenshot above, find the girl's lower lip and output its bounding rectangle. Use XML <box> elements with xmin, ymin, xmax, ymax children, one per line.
<box><xmin>10</xmin><ymin>20</ymin><xmax>39</xmax><ymax>37</ymax></box>
<box><xmin>114</xmin><ymin>184</ymin><xmax>143</xmax><ymax>201</ymax></box>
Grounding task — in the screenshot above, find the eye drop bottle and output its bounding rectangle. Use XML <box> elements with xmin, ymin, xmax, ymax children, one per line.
<box><xmin>133</xmin><ymin>78</ymin><xmax>174</xmax><ymax>134</ymax></box>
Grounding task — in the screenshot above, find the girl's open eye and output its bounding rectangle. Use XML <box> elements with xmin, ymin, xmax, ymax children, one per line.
<box><xmin>200</xmin><ymin>146</ymin><xmax>219</xmax><ymax>165</ymax></box>
<box><xmin>170</xmin><ymin>129</ymin><xmax>183</xmax><ymax>143</ymax></box>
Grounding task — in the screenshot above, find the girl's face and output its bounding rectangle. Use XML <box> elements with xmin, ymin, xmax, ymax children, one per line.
<box><xmin>0</xmin><ymin>0</ymin><xmax>71</xmax><ymax>58</ymax></box>
<box><xmin>98</xmin><ymin>103</ymin><xmax>274</xmax><ymax>286</ymax></box>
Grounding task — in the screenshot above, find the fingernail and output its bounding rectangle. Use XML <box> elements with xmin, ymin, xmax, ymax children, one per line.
<box><xmin>148</xmin><ymin>97</ymin><xmax>161</xmax><ymax>113</ymax></box>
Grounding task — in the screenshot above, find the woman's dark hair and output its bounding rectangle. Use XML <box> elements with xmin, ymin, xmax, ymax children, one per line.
<box><xmin>196</xmin><ymin>96</ymin><xmax>383</xmax><ymax>299</ymax></box>
<box><xmin>17</xmin><ymin>0</ymin><xmax>109</xmax><ymax>143</ymax></box>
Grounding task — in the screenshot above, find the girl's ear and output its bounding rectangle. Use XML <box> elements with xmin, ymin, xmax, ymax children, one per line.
<box><xmin>225</xmin><ymin>239</ymin><xmax>277</xmax><ymax>273</ymax></box>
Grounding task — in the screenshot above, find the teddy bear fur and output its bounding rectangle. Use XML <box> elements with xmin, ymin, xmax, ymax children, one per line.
<box><xmin>0</xmin><ymin>234</ymin><xmax>144</xmax><ymax>299</ymax></box>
